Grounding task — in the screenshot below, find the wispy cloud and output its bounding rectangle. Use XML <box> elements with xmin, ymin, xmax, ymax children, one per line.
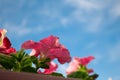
<box><xmin>63</xmin><ymin>0</ymin><xmax>120</xmax><ymax>33</ymax></box>
<box><xmin>3</xmin><ymin>22</ymin><xmax>31</xmax><ymax>36</ymax></box>
<box><xmin>65</xmin><ymin>0</ymin><xmax>101</xmax><ymax>11</ymax></box>
<box><xmin>2</xmin><ymin>18</ymin><xmax>58</xmax><ymax>37</ymax></box>
<box><xmin>110</xmin><ymin>3</ymin><xmax>120</xmax><ymax>19</ymax></box>
<box><xmin>62</xmin><ymin>0</ymin><xmax>104</xmax><ymax>32</ymax></box>
<box><xmin>37</xmin><ymin>8</ymin><xmax>58</xmax><ymax>18</ymax></box>
<box><xmin>3</xmin><ymin>18</ymin><xmax>30</xmax><ymax>36</ymax></box>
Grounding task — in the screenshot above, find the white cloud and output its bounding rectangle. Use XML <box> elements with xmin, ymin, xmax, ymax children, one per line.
<box><xmin>63</xmin><ymin>0</ymin><xmax>120</xmax><ymax>33</ymax></box>
<box><xmin>2</xmin><ymin>19</ymin><xmax>58</xmax><ymax>37</ymax></box>
<box><xmin>3</xmin><ymin>18</ymin><xmax>31</xmax><ymax>36</ymax></box>
<box><xmin>110</xmin><ymin>3</ymin><xmax>120</xmax><ymax>19</ymax></box>
<box><xmin>65</xmin><ymin>0</ymin><xmax>102</xmax><ymax>12</ymax></box>
<box><xmin>36</xmin><ymin>4</ymin><xmax>59</xmax><ymax>18</ymax></box>
<box><xmin>63</xmin><ymin>0</ymin><xmax>105</xmax><ymax>33</ymax></box>
<box><xmin>3</xmin><ymin>22</ymin><xmax>31</xmax><ymax>36</ymax></box>
<box><xmin>66</xmin><ymin>10</ymin><xmax>103</xmax><ymax>33</ymax></box>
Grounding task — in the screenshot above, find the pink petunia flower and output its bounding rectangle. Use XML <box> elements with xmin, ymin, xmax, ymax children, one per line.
<box><xmin>22</xmin><ymin>35</ymin><xmax>71</xmax><ymax>64</ymax></box>
<box><xmin>0</xmin><ymin>29</ymin><xmax>16</xmax><ymax>54</ymax></box>
<box><xmin>66</xmin><ymin>56</ymin><xmax>94</xmax><ymax>75</ymax></box>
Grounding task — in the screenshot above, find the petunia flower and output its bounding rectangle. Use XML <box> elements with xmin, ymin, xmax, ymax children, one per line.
<box><xmin>0</xmin><ymin>29</ymin><xmax>16</xmax><ymax>54</ymax></box>
<box><xmin>66</xmin><ymin>56</ymin><xmax>94</xmax><ymax>75</ymax></box>
<box><xmin>22</xmin><ymin>35</ymin><xmax>71</xmax><ymax>64</ymax></box>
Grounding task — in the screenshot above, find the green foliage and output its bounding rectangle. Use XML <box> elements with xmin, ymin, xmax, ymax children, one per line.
<box><xmin>51</xmin><ymin>72</ymin><xmax>64</xmax><ymax>77</ymax></box>
<box><xmin>39</xmin><ymin>58</ymin><xmax>50</xmax><ymax>69</ymax></box>
<box><xmin>67</xmin><ymin>71</ymin><xmax>98</xmax><ymax>80</ymax></box>
<box><xmin>0</xmin><ymin>53</ymin><xmax>14</xmax><ymax>70</ymax></box>
<box><xmin>10</xmin><ymin>49</ymin><xmax>33</xmax><ymax>72</ymax></box>
<box><xmin>67</xmin><ymin>71</ymin><xmax>88</xmax><ymax>79</ymax></box>
<box><xmin>21</xmin><ymin>66</ymin><xmax>36</xmax><ymax>73</ymax></box>
<box><xmin>0</xmin><ymin>49</ymin><xmax>51</xmax><ymax>73</ymax></box>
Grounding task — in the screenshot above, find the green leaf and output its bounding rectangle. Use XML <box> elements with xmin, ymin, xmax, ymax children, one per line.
<box><xmin>38</xmin><ymin>58</ymin><xmax>50</xmax><ymax>69</ymax></box>
<box><xmin>18</xmin><ymin>50</ymin><xmax>26</xmax><ymax>62</ymax></box>
<box><xmin>10</xmin><ymin>49</ymin><xmax>33</xmax><ymax>72</ymax></box>
<box><xmin>40</xmin><ymin>58</ymin><xmax>51</xmax><ymax>64</ymax></box>
<box><xmin>39</xmin><ymin>63</ymin><xmax>49</xmax><ymax>69</ymax></box>
<box><xmin>31</xmin><ymin>56</ymin><xmax>38</xmax><ymax>64</ymax></box>
<box><xmin>0</xmin><ymin>53</ymin><xmax>14</xmax><ymax>69</ymax></box>
<box><xmin>10</xmin><ymin>49</ymin><xmax>26</xmax><ymax>62</ymax></box>
<box><xmin>0</xmin><ymin>61</ymin><xmax>12</xmax><ymax>70</ymax></box>
<box><xmin>21</xmin><ymin>57</ymin><xmax>32</xmax><ymax>68</ymax></box>
<box><xmin>51</xmin><ymin>72</ymin><xmax>64</xmax><ymax>77</ymax></box>
<box><xmin>67</xmin><ymin>71</ymin><xmax>88</xmax><ymax>79</ymax></box>
<box><xmin>22</xmin><ymin>66</ymin><xmax>36</xmax><ymax>73</ymax></box>
<box><xmin>10</xmin><ymin>54</ymin><xmax>19</xmax><ymax>61</ymax></box>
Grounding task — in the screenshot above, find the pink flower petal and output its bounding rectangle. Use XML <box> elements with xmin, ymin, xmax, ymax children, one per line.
<box><xmin>29</xmin><ymin>49</ymin><xmax>40</xmax><ymax>57</ymax></box>
<box><xmin>49</xmin><ymin>48</ymin><xmax>71</xmax><ymax>64</ymax></box>
<box><xmin>39</xmin><ymin>35</ymin><xmax>61</xmax><ymax>54</ymax></box>
<box><xmin>2</xmin><ymin>37</ymin><xmax>11</xmax><ymax>49</ymax></box>
<box><xmin>79</xmin><ymin>56</ymin><xmax>94</xmax><ymax>66</ymax></box>
<box><xmin>66</xmin><ymin>57</ymin><xmax>80</xmax><ymax>74</ymax></box>
<box><xmin>44</xmin><ymin>62</ymin><xmax>58</xmax><ymax>74</ymax></box>
<box><xmin>21</xmin><ymin>40</ymin><xmax>41</xmax><ymax>49</ymax></box>
<box><xmin>40</xmin><ymin>35</ymin><xmax>60</xmax><ymax>48</ymax></box>
<box><xmin>0</xmin><ymin>32</ymin><xmax>2</xmax><ymax>37</ymax></box>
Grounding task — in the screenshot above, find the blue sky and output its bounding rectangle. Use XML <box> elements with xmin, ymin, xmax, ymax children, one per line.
<box><xmin>0</xmin><ymin>0</ymin><xmax>120</xmax><ymax>80</ymax></box>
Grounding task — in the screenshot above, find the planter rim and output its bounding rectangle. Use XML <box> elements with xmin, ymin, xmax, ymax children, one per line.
<box><xmin>0</xmin><ymin>69</ymin><xmax>80</xmax><ymax>80</ymax></box>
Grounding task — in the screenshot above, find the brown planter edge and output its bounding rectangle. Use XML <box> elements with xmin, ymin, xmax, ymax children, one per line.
<box><xmin>0</xmin><ymin>69</ymin><xmax>80</xmax><ymax>80</ymax></box>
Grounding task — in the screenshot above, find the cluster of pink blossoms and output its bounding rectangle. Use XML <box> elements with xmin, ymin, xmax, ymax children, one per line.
<box><xmin>0</xmin><ymin>28</ymin><xmax>95</xmax><ymax>76</ymax></box>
